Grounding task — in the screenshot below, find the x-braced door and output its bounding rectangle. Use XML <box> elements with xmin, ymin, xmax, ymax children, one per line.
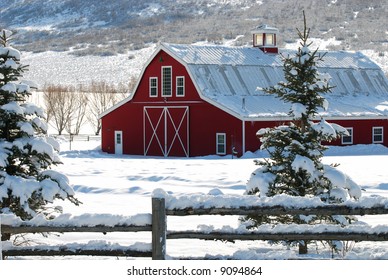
<box><xmin>144</xmin><ymin>106</ymin><xmax>189</xmax><ymax>157</ymax></box>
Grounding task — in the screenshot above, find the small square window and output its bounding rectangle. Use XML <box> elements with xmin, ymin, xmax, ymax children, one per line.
<box><xmin>373</xmin><ymin>127</ymin><xmax>383</xmax><ymax>143</ymax></box>
<box><xmin>342</xmin><ymin>128</ymin><xmax>353</xmax><ymax>145</ymax></box>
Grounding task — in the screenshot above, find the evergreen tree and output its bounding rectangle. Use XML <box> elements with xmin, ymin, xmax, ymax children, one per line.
<box><xmin>0</xmin><ymin>29</ymin><xmax>80</xmax><ymax>230</ymax></box>
<box><xmin>244</xmin><ymin>13</ymin><xmax>362</xmax><ymax>254</ymax></box>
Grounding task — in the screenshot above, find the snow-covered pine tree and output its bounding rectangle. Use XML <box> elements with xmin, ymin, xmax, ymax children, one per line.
<box><xmin>244</xmin><ymin>13</ymin><xmax>362</xmax><ymax>254</ymax></box>
<box><xmin>0</xmin><ymin>29</ymin><xmax>80</xmax><ymax>236</ymax></box>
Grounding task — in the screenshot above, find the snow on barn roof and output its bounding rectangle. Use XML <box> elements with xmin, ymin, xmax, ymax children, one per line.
<box><xmin>161</xmin><ymin>43</ymin><xmax>388</xmax><ymax>120</ymax></box>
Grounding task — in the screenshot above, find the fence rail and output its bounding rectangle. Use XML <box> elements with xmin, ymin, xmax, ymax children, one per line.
<box><xmin>1</xmin><ymin>225</ymin><xmax>152</xmax><ymax>235</ymax></box>
<box><xmin>167</xmin><ymin>231</ymin><xmax>388</xmax><ymax>242</ymax></box>
<box><xmin>154</xmin><ymin>197</ymin><xmax>388</xmax><ymax>259</ymax></box>
<box><xmin>50</xmin><ymin>134</ymin><xmax>101</xmax><ymax>142</ymax></box>
<box><xmin>3</xmin><ymin>247</ymin><xmax>152</xmax><ymax>258</ymax></box>
<box><xmin>2</xmin><ymin>196</ymin><xmax>388</xmax><ymax>259</ymax></box>
<box><xmin>1</xmin><ymin>214</ymin><xmax>152</xmax><ymax>259</ymax></box>
<box><xmin>165</xmin><ymin>205</ymin><xmax>388</xmax><ymax>216</ymax></box>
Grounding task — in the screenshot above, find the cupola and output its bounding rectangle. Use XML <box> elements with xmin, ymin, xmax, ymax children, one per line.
<box><xmin>251</xmin><ymin>24</ymin><xmax>279</xmax><ymax>54</ymax></box>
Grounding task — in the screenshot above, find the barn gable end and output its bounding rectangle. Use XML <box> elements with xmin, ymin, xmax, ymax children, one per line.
<box><xmin>100</xmin><ymin>47</ymin><xmax>246</xmax><ymax>157</ymax></box>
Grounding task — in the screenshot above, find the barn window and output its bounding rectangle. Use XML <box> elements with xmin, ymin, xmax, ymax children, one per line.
<box><xmin>149</xmin><ymin>77</ymin><xmax>158</xmax><ymax>97</ymax></box>
<box><xmin>116</xmin><ymin>132</ymin><xmax>122</xmax><ymax>144</ymax></box>
<box><xmin>162</xmin><ymin>66</ymin><xmax>172</xmax><ymax>97</ymax></box>
<box><xmin>216</xmin><ymin>133</ymin><xmax>226</xmax><ymax>155</ymax></box>
<box><xmin>255</xmin><ymin>34</ymin><xmax>264</xmax><ymax>46</ymax></box>
<box><xmin>373</xmin><ymin>127</ymin><xmax>383</xmax><ymax>143</ymax></box>
<box><xmin>176</xmin><ymin>76</ymin><xmax>185</xmax><ymax>97</ymax></box>
<box><xmin>265</xmin><ymin>34</ymin><xmax>275</xmax><ymax>46</ymax></box>
<box><xmin>342</xmin><ymin>128</ymin><xmax>353</xmax><ymax>145</ymax></box>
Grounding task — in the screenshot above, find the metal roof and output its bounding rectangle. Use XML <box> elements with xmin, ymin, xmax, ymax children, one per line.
<box><xmin>100</xmin><ymin>43</ymin><xmax>388</xmax><ymax>121</ymax></box>
<box><xmin>162</xmin><ymin>43</ymin><xmax>388</xmax><ymax>120</ymax></box>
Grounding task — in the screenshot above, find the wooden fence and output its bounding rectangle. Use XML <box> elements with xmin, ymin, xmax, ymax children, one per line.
<box><xmin>2</xmin><ymin>197</ymin><xmax>388</xmax><ymax>259</ymax></box>
<box><xmin>1</xmin><ymin>215</ymin><xmax>153</xmax><ymax>259</ymax></box>
<box><xmin>153</xmin><ymin>197</ymin><xmax>388</xmax><ymax>259</ymax></box>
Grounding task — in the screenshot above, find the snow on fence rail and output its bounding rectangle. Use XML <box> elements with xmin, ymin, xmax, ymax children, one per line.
<box><xmin>1</xmin><ymin>213</ymin><xmax>153</xmax><ymax>258</ymax></box>
<box><xmin>2</xmin><ymin>192</ymin><xmax>388</xmax><ymax>259</ymax></box>
<box><xmin>152</xmin><ymin>190</ymin><xmax>388</xmax><ymax>259</ymax></box>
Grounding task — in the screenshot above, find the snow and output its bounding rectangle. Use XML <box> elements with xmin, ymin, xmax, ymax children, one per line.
<box><xmin>1</xmin><ymin>176</ymin><xmax>41</xmax><ymax>205</ymax></box>
<box><xmin>2</xmin><ymin>140</ymin><xmax>388</xmax><ymax>260</ymax></box>
<box><xmin>291</xmin><ymin>155</ymin><xmax>316</xmax><ymax>176</ymax></box>
<box><xmin>18</xmin><ymin>122</ymin><xmax>34</xmax><ymax>136</ymax></box>
<box><xmin>2</xmin><ymin>34</ymin><xmax>388</xmax><ymax>261</ymax></box>
<box><xmin>0</xmin><ymin>46</ymin><xmax>21</xmax><ymax>60</ymax></box>
<box><xmin>154</xmin><ymin>188</ymin><xmax>388</xmax><ymax>211</ymax></box>
<box><xmin>2</xmin><ymin>240</ymin><xmax>151</xmax><ymax>254</ymax></box>
<box><xmin>3</xmin><ymin>59</ymin><xmax>18</xmax><ymax>70</ymax></box>
<box><xmin>312</xmin><ymin>119</ymin><xmax>337</xmax><ymax>137</ymax></box>
<box><xmin>291</xmin><ymin>103</ymin><xmax>306</xmax><ymax>118</ymax></box>
<box><xmin>29</xmin><ymin>138</ymin><xmax>55</xmax><ymax>158</ymax></box>
<box><xmin>1</xmin><ymin>212</ymin><xmax>151</xmax><ymax>227</ymax></box>
<box><xmin>21</xmin><ymin>46</ymin><xmax>156</xmax><ymax>87</ymax></box>
<box><xmin>1</xmin><ymin>101</ymin><xmax>24</xmax><ymax>114</ymax></box>
<box><xmin>246</xmin><ymin>166</ymin><xmax>275</xmax><ymax>196</ymax></box>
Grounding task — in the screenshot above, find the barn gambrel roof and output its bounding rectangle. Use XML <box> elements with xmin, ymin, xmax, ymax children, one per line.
<box><xmin>100</xmin><ymin>42</ymin><xmax>388</xmax><ymax>120</ymax></box>
<box><xmin>161</xmin><ymin>43</ymin><xmax>388</xmax><ymax>121</ymax></box>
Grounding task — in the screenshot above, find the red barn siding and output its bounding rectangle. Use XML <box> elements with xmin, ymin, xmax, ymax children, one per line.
<box><xmin>328</xmin><ymin>119</ymin><xmax>388</xmax><ymax>147</ymax></box>
<box><xmin>188</xmin><ymin>102</ymin><xmax>243</xmax><ymax>156</ymax></box>
<box><xmin>243</xmin><ymin>119</ymin><xmax>388</xmax><ymax>154</ymax></box>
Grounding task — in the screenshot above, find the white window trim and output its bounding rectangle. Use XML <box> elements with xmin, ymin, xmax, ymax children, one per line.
<box><xmin>372</xmin><ymin>126</ymin><xmax>384</xmax><ymax>143</ymax></box>
<box><xmin>216</xmin><ymin>133</ymin><xmax>226</xmax><ymax>155</ymax></box>
<box><xmin>176</xmin><ymin>76</ymin><xmax>185</xmax><ymax>97</ymax></box>
<box><xmin>342</xmin><ymin>127</ymin><xmax>353</xmax><ymax>145</ymax></box>
<box><xmin>162</xmin><ymin>66</ymin><xmax>172</xmax><ymax>97</ymax></box>
<box><xmin>149</xmin><ymin>77</ymin><xmax>158</xmax><ymax>97</ymax></box>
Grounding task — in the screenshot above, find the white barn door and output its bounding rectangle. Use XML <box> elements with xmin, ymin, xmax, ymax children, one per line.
<box><xmin>144</xmin><ymin>106</ymin><xmax>189</xmax><ymax>157</ymax></box>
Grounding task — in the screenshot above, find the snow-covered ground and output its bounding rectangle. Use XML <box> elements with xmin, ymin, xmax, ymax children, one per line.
<box><xmin>5</xmin><ymin>36</ymin><xmax>388</xmax><ymax>262</ymax></box>
<box><xmin>4</xmin><ymin>140</ymin><xmax>388</xmax><ymax>260</ymax></box>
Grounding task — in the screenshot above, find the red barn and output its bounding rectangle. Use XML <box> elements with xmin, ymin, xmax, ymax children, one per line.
<box><xmin>100</xmin><ymin>25</ymin><xmax>388</xmax><ymax>157</ymax></box>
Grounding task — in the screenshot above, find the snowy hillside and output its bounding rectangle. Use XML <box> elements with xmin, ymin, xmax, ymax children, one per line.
<box><xmin>21</xmin><ymin>45</ymin><xmax>156</xmax><ymax>88</ymax></box>
<box><xmin>1</xmin><ymin>0</ymin><xmax>387</xmax><ymax>55</ymax></box>
<box><xmin>0</xmin><ymin>0</ymin><xmax>384</xmax><ymax>87</ymax></box>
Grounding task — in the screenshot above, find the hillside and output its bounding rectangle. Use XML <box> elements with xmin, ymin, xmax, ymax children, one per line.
<box><xmin>1</xmin><ymin>0</ymin><xmax>387</xmax><ymax>55</ymax></box>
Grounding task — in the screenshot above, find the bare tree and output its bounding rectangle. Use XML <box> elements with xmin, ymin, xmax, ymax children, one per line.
<box><xmin>85</xmin><ymin>81</ymin><xmax>129</xmax><ymax>135</ymax></box>
<box><xmin>43</xmin><ymin>84</ymin><xmax>76</xmax><ymax>135</ymax></box>
<box><xmin>44</xmin><ymin>80</ymin><xmax>133</xmax><ymax>136</ymax></box>
<box><xmin>66</xmin><ymin>90</ymin><xmax>89</xmax><ymax>135</ymax></box>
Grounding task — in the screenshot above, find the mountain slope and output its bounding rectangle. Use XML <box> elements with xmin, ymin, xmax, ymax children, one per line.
<box><xmin>1</xmin><ymin>0</ymin><xmax>387</xmax><ymax>56</ymax></box>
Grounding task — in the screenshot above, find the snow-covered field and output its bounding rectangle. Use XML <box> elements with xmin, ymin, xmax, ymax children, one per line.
<box><xmin>5</xmin><ymin>140</ymin><xmax>387</xmax><ymax>260</ymax></box>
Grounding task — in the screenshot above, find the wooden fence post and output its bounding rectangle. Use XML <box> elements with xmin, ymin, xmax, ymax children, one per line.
<box><xmin>152</xmin><ymin>197</ymin><xmax>166</xmax><ymax>260</ymax></box>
